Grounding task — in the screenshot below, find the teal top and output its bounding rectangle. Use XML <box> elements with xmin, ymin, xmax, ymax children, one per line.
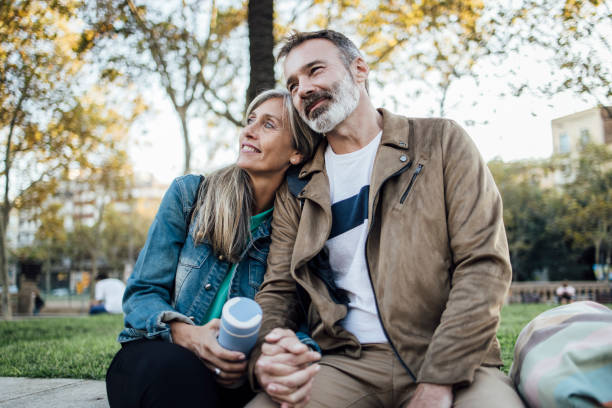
<box><xmin>202</xmin><ymin>207</ymin><xmax>273</xmax><ymax>323</ymax></box>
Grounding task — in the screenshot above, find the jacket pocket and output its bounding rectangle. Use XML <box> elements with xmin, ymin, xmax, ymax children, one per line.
<box><xmin>177</xmin><ymin>238</ymin><xmax>210</xmax><ymax>268</ymax></box>
<box><xmin>247</xmin><ymin>243</ymin><xmax>269</xmax><ymax>291</ymax></box>
<box><xmin>400</xmin><ymin>164</ymin><xmax>423</xmax><ymax>204</ymax></box>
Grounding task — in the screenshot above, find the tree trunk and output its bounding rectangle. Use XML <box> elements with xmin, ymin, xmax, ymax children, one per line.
<box><xmin>178</xmin><ymin>108</ymin><xmax>191</xmax><ymax>174</ymax></box>
<box><xmin>246</xmin><ymin>0</ymin><xmax>275</xmax><ymax>107</ymax></box>
<box><xmin>89</xmin><ymin>249</ymin><xmax>98</xmax><ymax>302</ymax></box>
<box><xmin>0</xmin><ymin>206</ymin><xmax>12</xmax><ymax>320</ymax></box>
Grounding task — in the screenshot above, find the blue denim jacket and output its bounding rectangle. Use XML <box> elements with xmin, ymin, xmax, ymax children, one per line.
<box><xmin>118</xmin><ymin>175</ymin><xmax>320</xmax><ymax>352</ymax></box>
<box><xmin>118</xmin><ymin>175</ymin><xmax>272</xmax><ymax>343</ymax></box>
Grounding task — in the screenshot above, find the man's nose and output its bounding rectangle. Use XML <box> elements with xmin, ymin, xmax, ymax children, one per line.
<box><xmin>297</xmin><ymin>77</ymin><xmax>316</xmax><ymax>98</ymax></box>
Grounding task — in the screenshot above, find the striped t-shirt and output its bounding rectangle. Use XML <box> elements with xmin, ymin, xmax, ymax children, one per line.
<box><xmin>324</xmin><ymin>131</ymin><xmax>386</xmax><ymax>344</ymax></box>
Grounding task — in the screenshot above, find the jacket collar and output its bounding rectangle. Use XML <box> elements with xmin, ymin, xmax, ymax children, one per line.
<box><xmin>303</xmin><ymin>107</ymin><xmax>411</xmax><ymax>174</ymax></box>
<box><xmin>287</xmin><ymin>108</ymin><xmax>413</xmax><ymax>197</ymax></box>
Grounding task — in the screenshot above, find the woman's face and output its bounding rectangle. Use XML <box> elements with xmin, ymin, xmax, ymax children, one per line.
<box><xmin>236</xmin><ymin>97</ymin><xmax>303</xmax><ymax>176</ymax></box>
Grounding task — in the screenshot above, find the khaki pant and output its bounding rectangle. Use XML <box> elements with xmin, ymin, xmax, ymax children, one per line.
<box><xmin>247</xmin><ymin>343</ymin><xmax>524</xmax><ymax>408</ymax></box>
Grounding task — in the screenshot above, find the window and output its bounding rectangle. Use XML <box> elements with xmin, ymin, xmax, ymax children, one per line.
<box><xmin>559</xmin><ymin>132</ymin><xmax>570</xmax><ymax>154</ymax></box>
<box><xmin>580</xmin><ymin>128</ymin><xmax>591</xmax><ymax>147</ymax></box>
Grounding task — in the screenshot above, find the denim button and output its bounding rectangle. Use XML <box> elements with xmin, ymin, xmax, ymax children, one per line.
<box><xmin>205</xmin><ymin>283</ymin><xmax>212</xmax><ymax>290</ymax></box>
<box><xmin>218</xmin><ymin>255</ymin><xmax>224</xmax><ymax>261</ymax></box>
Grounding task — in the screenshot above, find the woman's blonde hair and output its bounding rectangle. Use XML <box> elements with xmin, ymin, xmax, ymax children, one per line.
<box><xmin>191</xmin><ymin>89</ymin><xmax>320</xmax><ymax>262</ymax></box>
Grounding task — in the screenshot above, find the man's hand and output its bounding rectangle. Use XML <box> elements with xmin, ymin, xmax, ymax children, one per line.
<box><xmin>406</xmin><ymin>383</ymin><xmax>453</xmax><ymax>408</ymax></box>
<box><xmin>255</xmin><ymin>328</ymin><xmax>321</xmax><ymax>408</ymax></box>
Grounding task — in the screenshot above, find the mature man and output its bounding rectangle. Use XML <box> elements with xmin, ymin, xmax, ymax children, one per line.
<box><xmin>248</xmin><ymin>30</ymin><xmax>523</xmax><ymax>408</ymax></box>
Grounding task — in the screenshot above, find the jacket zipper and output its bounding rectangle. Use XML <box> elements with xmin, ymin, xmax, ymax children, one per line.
<box><xmin>400</xmin><ymin>164</ymin><xmax>423</xmax><ymax>204</ymax></box>
<box><xmin>364</xmin><ymin>162</ymin><xmax>417</xmax><ymax>382</ymax></box>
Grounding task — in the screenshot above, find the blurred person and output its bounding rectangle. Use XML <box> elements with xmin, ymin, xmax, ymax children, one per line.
<box><xmin>247</xmin><ymin>30</ymin><xmax>524</xmax><ymax>408</ymax></box>
<box><xmin>556</xmin><ymin>281</ymin><xmax>576</xmax><ymax>304</ymax></box>
<box><xmin>105</xmin><ymin>89</ymin><xmax>321</xmax><ymax>408</ymax></box>
<box><xmin>89</xmin><ymin>272</ymin><xmax>125</xmax><ymax>315</ymax></box>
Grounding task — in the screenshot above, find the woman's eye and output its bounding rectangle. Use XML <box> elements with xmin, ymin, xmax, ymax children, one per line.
<box><xmin>311</xmin><ymin>66</ymin><xmax>321</xmax><ymax>74</ymax></box>
<box><xmin>264</xmin><ymin>121</ymin><xmax>275</xmax><ymax>129</ymax></box>
<box><xmin>246</xmin><ymin>117</ymin><xmax>255</xmax><ymax>124</ymax></box>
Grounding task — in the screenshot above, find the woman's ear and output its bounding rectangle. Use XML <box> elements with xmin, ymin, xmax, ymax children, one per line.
<box><xmin>290</xmin><ymin>152</ymin><xmax>304</xmax><ymax>165</ymax></box>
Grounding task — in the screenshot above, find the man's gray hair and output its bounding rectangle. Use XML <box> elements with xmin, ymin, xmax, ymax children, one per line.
<box><xmin>277</xmin><ymin>29</ymin><xmax>362</xmax><ymax>70</ymax></box>
<box><xmin>277</xmin><ymin>30</ymin><xmax>368</xmax><ymax>92</ymax></box>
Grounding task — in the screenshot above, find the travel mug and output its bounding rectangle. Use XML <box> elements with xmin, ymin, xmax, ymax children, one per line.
<box><xmin>217</xmin><ymin>297</ymin><xmax>262</xmax><ymax>355</ymax></box>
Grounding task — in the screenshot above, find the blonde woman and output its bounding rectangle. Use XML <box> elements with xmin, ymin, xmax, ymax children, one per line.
<box><xmin>106</xmin><ymin>89</ymin><xmax>320</xmax><ymax>407</ymax></box>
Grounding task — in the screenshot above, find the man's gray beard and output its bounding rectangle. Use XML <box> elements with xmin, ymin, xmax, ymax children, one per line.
<box><xmin>303</xmin><ymin>74</ymin><xmax>360</xmax><ymax>134</ymax></box>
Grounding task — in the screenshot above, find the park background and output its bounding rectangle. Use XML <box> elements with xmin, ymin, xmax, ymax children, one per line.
<box><xmin>0</xmin><ymin>0</ymin><xmax>611</xmax><ymax>381</ymax></box>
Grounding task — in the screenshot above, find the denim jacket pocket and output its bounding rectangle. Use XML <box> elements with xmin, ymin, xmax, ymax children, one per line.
<box><xmin>247</xmin><ymin>243</ymin><xmax>269</xmax><ymax>292</ymax></box>
<box><xmin>178</xmin><ymin>227</ymin><xmax>210</xmax><ymax>268</ymax></box>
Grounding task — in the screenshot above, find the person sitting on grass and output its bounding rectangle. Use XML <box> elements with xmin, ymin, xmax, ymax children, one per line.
<box><xmin>105</xmin><ymin>89</ymin><xmax>321</xmax><ymax>408</ymax></box>
<box><xmin>89</xmin><ymin>273</ymin><xmax>125</xmax><ymax>315</ymax></box>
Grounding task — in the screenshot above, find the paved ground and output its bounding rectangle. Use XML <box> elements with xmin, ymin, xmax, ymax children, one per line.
<box><xmin>0</xmin><ymin>377</ymin><xmax>108</xmax><ymax>407</ymax></box>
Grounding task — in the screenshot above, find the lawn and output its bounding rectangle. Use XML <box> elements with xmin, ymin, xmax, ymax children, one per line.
<box><xmin>0</xmin><ymin>314</ymin><xmax>123</xmax><ymax>380</ymax></box>
<box><xmin>0</xmin><ymin>303</ymin><xmax>596</xmax><ymax>380</ymax></box>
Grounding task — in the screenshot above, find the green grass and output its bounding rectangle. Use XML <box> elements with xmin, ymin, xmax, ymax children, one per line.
<box><xmin>497</xmin><ymin>303</ymin><xmax>558</xmax><ymax>373</ymax></box>
<box><xmin>0</xmin><ymin>314</ymin><xmax>123</xmax><ymax>379</ymax></box>
<box><xmin>0</xmin><ymin>303</ymin><xmax>606</xmax><ymax>380</ymax></box>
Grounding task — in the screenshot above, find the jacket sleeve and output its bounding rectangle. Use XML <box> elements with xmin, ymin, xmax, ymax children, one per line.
<box><xmin>248</xmin><ymin>182</ymin><xmax>304</xmax><ymax>390</ymax></box>
<box><xmin>121</xmin><ymin>175</ymin><xmax>201</xmax><ymax>342</ymax></box>
<box><xmin>417</xmin><ymin>120</ymin><xmax>511</xmax><ymax>385</ymax></box>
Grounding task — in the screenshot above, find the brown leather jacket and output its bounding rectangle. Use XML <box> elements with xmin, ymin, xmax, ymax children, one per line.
<box><xmin>249</xmin><ymin>109</ymin><xmax>511</xmax><ymax>387</ymax></box>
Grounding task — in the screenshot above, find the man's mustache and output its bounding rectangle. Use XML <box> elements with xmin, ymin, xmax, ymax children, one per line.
<box><xmin>302</xmin><ymin>91</ymin><xmax>333</xmax><ymax>116</ymax></box>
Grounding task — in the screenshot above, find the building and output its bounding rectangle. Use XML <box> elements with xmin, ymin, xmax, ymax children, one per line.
<box><xmin>5</xmin><ymin>171</ymin><xmax>169</xmax><ymax>291</ymax></box>
<box><xmin>552</xmin><ymin>106</ymin><xmax>612</xmax><ymax>155</ymax></box>
<box><xmin>551</xmin><ymin>106</ymin><xmax>612</xmax><ymax>184</ymax></box>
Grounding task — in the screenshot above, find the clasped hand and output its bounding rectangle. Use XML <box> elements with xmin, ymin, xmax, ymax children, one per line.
<box><xmin>255</xmin><ymin>328</ymin><xmax>321</xmax><ymax>408</ymax></box>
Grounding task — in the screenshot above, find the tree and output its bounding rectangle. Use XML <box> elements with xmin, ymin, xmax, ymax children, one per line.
<box><xmin>560</xmin><ymin>144</ymin><xmax>612</xmax><ymax>277</ymax></box>
<box><xmin>488</xmin><ymin>159</ymin><xmax>580</xmax><ymax>281</ymax></box>
<box><xmin>0</xmin><ymin>1</ymin><xmax>139</xmax><ymax>318</ymax></box>
<box><xmin>69</xmin><ymin>153</ymin><xmax>133</xmax><ymax>300</ymax></box>
<box><xmin>100</xmin><ymin>204</ymin><xmax>151</xmax><ymax>278</ymax></box>
<box><xmin>500</xmin><ymin>0</ymin><xmax>611</xmax><ymax>117</ymax></box>
<box><xmin>246</xmin><ymin>0</ymin><xmax>275</xmax><ymax>106</ymax></box>
<box><xmin>84</xmin><ymin>0</ymin><xmax>253</xmax><ymax>173</ymax></box>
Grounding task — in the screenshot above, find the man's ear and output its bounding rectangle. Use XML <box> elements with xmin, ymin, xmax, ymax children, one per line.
<box><xmin>290</xmin><ymin>151</ymin><xmax>304</xmax><ymax>165</ymax></box>
<box><xmin>351</xmin><ymin>57</ymin><xmax>369</xmax><ymax>85</ymax></box>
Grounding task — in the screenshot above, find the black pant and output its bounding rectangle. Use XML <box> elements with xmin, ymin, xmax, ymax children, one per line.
<box><xmin>106</xmin><ymin>339</ymin><xmax>254</xmax><ymax>407</ymax></box>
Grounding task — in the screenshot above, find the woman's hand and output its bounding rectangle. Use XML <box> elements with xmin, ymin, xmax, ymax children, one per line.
<box><xmin>170</xmin><ymin>319</ymin><xmax>247</xmax><ymax>387</ymax></box>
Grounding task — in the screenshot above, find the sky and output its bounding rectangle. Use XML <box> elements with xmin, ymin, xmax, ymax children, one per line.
<box><xmin>129</xmin><ymin>79</ymin><xmax>594</xmax><ymax>185</ymax></box>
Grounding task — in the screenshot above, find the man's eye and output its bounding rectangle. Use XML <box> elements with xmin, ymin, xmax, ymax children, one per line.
<box><xmin>311</xmin><ymin>66</ymin><xmax>322</xmax><ymax>74</ymax></box>
<box><xmin>288</xmin><ymin>84</ymin><xmax>296</xmax><ymax>93</ymax></box>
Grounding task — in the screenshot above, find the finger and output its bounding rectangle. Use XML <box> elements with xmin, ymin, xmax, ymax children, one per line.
<box><xmin>203</xmin><ymin>361</ymin><xmax>246</xmax><ymax>381</ymax></box>
<box><xmin>261</xmin><ymin>342</ymin><xmax>286</xmax><ymax>356</ymax></box>
<box><xmin>284</xmin><ymin>378</ymin><xmax>314</xmax><ymax>406</ymax></box>
<box><xmin>265</xmin><ymin>363</ymin><xmax>320</xmax><ymax>391</ymax></box>
<box><xmin>205</xmin><ymin>356</ymin><xmax>248</xmax><ymax>374</ymax></box>
<box><xmin>257</xmin><ymin>352</ymin><xmax>320</xmax><ymax>377</ymax></box>
<box><xmin>277</xmin><ymin>336</ymin><xmax>309</xmax><ymax>355</ymax></box>
<box><xmin>207</xmin><ymin>339</ymin><xmax>246</xmax><ymax>362</ymax></box>
<box><xmin>269</xmin><ymin>378</ymin><xmax>314</xmax><ymax>406</ymax></box>
<box><xmin>272</xmin><ymin>350</ymin><xmax>320</xmax><ymax>367</ymax></box>
<box><xmin>265</xmin><ymin>328</ymin><xmax>296</xmax><ymax>343</ymax></box>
